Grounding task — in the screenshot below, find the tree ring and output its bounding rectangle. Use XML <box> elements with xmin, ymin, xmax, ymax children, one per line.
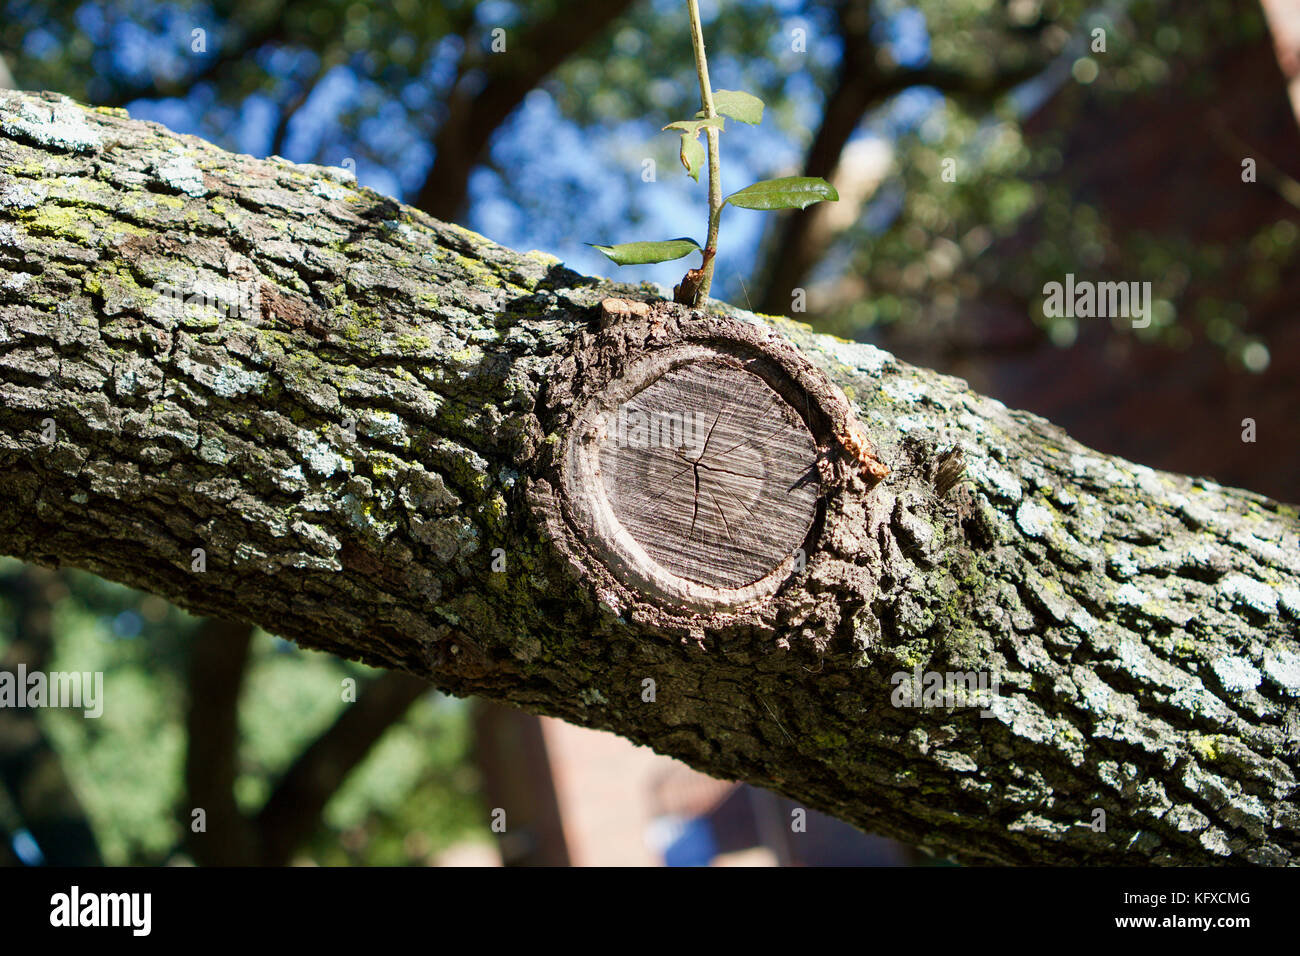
<box><xmin>563</xmin><ymin>339</ymin><xmax>824</xmax><ymax>613</ymax></box>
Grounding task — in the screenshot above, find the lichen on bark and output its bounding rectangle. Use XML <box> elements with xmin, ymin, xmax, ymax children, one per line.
<box><xmin>1</xmin><ymin>91</ymin><xmax>1297</xmax><ymax>865</ymax></box>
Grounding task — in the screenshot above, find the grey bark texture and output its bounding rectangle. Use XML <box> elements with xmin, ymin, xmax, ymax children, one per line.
<box><xmin>1</xmin><ymin>90</ymin><xmax>1298</xmax><ymax>866</ymax></box>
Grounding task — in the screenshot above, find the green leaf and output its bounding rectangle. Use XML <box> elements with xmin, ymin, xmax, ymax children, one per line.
<box><xmin>713</xmin><ymin>89</ymin><xmax>764</xmax><ymax>125</ymax></box>
<box><xmin>587</xmin><ymin>238</ymin><xmax>701</xmax><ymax>266</ymax></box>
<box><xmin>679</xmin><ymin>133</ymin><xmax>705</xmax><ymax>181</ymax></box>
<box><xmin>663</xmin><ymin>117</ymin><xmax>724</xmax><ymax>136</ymax></box>
<box><xmin>724</xmin><ymin>176</ymin><xmax>840</xmax><ymax>211</ymax></box>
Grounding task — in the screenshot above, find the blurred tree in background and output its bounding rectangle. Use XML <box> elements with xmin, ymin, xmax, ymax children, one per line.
<box><xmin>1</xmin><ymin>0</ymin><xmax>1296</xmax><ymax>864</ymax></box>
<box><xmin>0</xmin><ymin>558</ymin><xmax>483</xmax><ymax>864</ymax></box>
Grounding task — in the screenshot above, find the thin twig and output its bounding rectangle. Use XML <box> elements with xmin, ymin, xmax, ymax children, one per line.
<box><xmin>759</xmin><ymin>695</ymin><xmax>794</xmax><ymax>743</ymax></box>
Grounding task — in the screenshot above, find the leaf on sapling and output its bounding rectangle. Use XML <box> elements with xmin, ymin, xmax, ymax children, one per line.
<box><xmin>665</xmin><ymin>118</ymin><xmax>722</xmax><ymax>181</ymax></box>
<box><xmin>587</xmin><ymin>238</ymin><xmax>702</xmax><ymax>266</ymax></box>
<box><xmin>712</xmin><ymin>89</ymin><xmax>764</xmax><ymax>125</ymax></box>
<box><xmin>679</xmin><ymin>134</ymin><xmax>705</xmax><ymax>181</ymax></box>
<box><xmin>724</xmin><ymin>176</ymin><xmax>840</xmax><ymax>211</ymax></box>
<box><xmin>662</xmin><ymin>117</ymin><xmax>724</xmax><ymax>136</ymax></box>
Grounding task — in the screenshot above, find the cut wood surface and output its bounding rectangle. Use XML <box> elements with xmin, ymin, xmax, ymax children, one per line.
<box><xmin>599</xmin><ymin>360</ymin><xmax>819</xmax><ymax>590</ymax></box>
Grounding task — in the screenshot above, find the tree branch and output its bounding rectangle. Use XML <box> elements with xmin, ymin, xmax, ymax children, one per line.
<box><xmin>97</xmin><ymin>0</ymin><xmax>298</xmax><ymax>108</ymax></box>
<box><xmin>182</xmin><ymin>618</ymin><xmax>258</xmax><ymax>866</ymax></box>
<box><xmin>0</xmin><ymin>566</ymin><xmax>103</xmax><ymax>865</ymax></box>
<box><xmin>184</xmin><ymin>610</ymin><xmax>426</xmax><ymax>867</ymax></box>
<box><xmin>1</xmin><ymin>91</ymin><xmax>1297</xmax><ymax>865</ymax></box>
<box><xmin>413</xmin><ymin>0</ymin><xmax>638</xmax><ymax>222</ymax></box>
<box><xmin>254</xmin><ymin>671</ymin><xmax>430</xmax><ymax>865</ymax></box>
<box><xmin>268</xmin><ymin>58</ymin><xmax>331</xmax><ymax>160</ymax></box>
<box><xmin>757</xmin><ymin>1</ymin><xmax>1046</xmax><ymax>314</ymax></box>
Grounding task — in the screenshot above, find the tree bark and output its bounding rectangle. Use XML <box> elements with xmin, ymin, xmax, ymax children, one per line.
<box><xmin>1</xmin><ymin>90</ymin><xmax>1298</xmax><ymax>866</ymax></box>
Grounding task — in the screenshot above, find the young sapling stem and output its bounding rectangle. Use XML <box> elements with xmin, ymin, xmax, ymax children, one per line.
<box><xmin>587</xmin><ymin>4</ymin><xmax>836</xmax><ymax>309</ymax></box>
<box><xmin>687</xmin><ymin>0</ymin><xmax>721</xmax><ymax>305</ymax></box>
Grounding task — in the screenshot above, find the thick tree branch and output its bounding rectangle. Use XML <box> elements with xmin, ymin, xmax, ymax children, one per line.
<box><xmin>1</xmin><ymin>92</ymin><xmax>1298</xmax><ymax>865</ymax></box>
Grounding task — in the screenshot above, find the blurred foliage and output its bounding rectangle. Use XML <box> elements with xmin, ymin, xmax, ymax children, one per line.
<box><xmin>809</xmin><ymin>0</ymin><xmax>1289</xmax><ymax>370</ymax></box>
<box><xmin>3</xmin><ymin>0</ymin><xmax>1291</xmax><ymax>365</ymax></box>
<box><xmin>0</xmin><ymin>559</ymin><xmax>487</xmax><ymax>865</ymax></box>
